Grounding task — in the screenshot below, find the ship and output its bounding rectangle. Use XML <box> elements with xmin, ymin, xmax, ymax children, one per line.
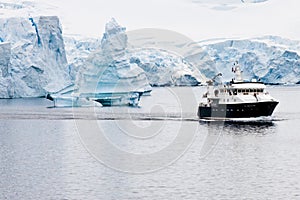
<box><xmin>197</xmin><ymin>61</ymin><xmax>279</xmax><ymax>119</ymax></box>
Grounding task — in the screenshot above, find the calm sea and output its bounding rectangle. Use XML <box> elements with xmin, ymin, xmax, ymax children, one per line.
<box><xmin>0</xmin><ymin>86</ymin><xmax>299</xmax><ymax>199</ymax></box>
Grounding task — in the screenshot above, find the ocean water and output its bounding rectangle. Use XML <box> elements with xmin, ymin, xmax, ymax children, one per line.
<box><xmin>0</xmin><ymin>86</ymin><xmax>299</xmax><ymax>199</ymax></box>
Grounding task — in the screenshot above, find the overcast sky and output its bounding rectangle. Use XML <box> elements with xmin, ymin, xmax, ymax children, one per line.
<box><xmin>18</xmin><ymin>0</ymin><xmax>300</xmax><ymax>41</ymax></box>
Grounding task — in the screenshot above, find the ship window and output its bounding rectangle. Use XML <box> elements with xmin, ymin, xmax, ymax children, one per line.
<box><xmin>227</xmin><ymin>99</ymin><xmax>229</xmax><ymax>102</ymax></box>
<box><xmin>250</xmin><ymin>89</ymin><xmax>253</xmax><ymax>93</ymax></box>
<box><xmin>227</xmin><ymin>109</ymin><xmax>229</xmax><ymax>111</ymax></box>
<box><xmin>233</xmin><ymin>90</ymin><xmax>237</xmax><ymax>95</ymax></box>
<box><xmin>214</xmin><ymin>90</ymin><xmax>219</xmax><ymax>96</ymax></box>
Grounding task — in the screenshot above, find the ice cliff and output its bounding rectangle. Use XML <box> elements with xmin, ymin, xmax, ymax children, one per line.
<box><xmin>67</xmin><ymin>27</ymin><xmax>300</xmax><ymax>86</ymax></box>
<box><xmin>201</xmin><ymin>36</ymin><xmax>300</xmax><ymax>84</ymax></box>
<box><xmin>0</xmin><ymin>16</ymin><xmax>71</xmax><ymax>98</ymax></box>
<box><xmin>129</xmin><ymin>49</ymin><xmax>202</xmax><ymax>86</ymax></box>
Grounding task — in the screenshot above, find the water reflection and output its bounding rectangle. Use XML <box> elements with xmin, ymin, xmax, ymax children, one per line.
<box><xmin>223</xmin><ymin>121</ymin><xmax>276</xmax><ymax>136</ymax></box>
<box><xmin>199</xmin><ymin>120</ymin><xmax>277</xmax><ymax>136</ymax></box>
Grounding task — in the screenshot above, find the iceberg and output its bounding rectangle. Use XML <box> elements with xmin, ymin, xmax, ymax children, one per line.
<box><xmin>0</xmin><ymin>16</ymin><xmax>71</xmax><ymax>98</ymax></box>
<box><xmin>77</xmin><ymin>18</ymin><xmax>152</xmax><ymax>97</ymax></box>
<box><xmin>48</xmin><ymin>18</ymin><xmax>151</xmax><ymax>107</ymax></box>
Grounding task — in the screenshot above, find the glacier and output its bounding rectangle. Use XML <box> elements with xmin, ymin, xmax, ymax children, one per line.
<box><xmin>66</xmin><ymin>19</ymin><xmax>206</xmax><ymax>88</ymax></box>
<box><xmin>200</xmin><ymin>36</ymin><xmax>300</xmax><ymax>84</ymax></box>
<box><xmin>128</xmin><ymin>49</ymin><xmax>202</xmax><ymax>86</ymax></box>
<box><xmin>64</xmin><ymin>36</ymin><xmax>101</xmax><ymax>80</ymax></box>
<box><xmin>0</xmin><ymin>16</ymin><xmax>71</xmax><ymax>98</ymax></box>
<box><xmin>66</xmin><ymin>25</ymin><xmax>300</xmax><ymax>88</ymax></box>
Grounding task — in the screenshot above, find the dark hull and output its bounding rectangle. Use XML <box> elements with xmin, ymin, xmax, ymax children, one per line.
<box><xmin>198</xmin><ymin>101</ymin><xmax>279</xmax><ymax>119</ymax></box>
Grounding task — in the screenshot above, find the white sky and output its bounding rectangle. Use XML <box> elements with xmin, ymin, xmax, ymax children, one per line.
<box><xmin>5</xmin><ymin>0</ymin><xmax>300</xmax><ymax>41</ymax></box>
